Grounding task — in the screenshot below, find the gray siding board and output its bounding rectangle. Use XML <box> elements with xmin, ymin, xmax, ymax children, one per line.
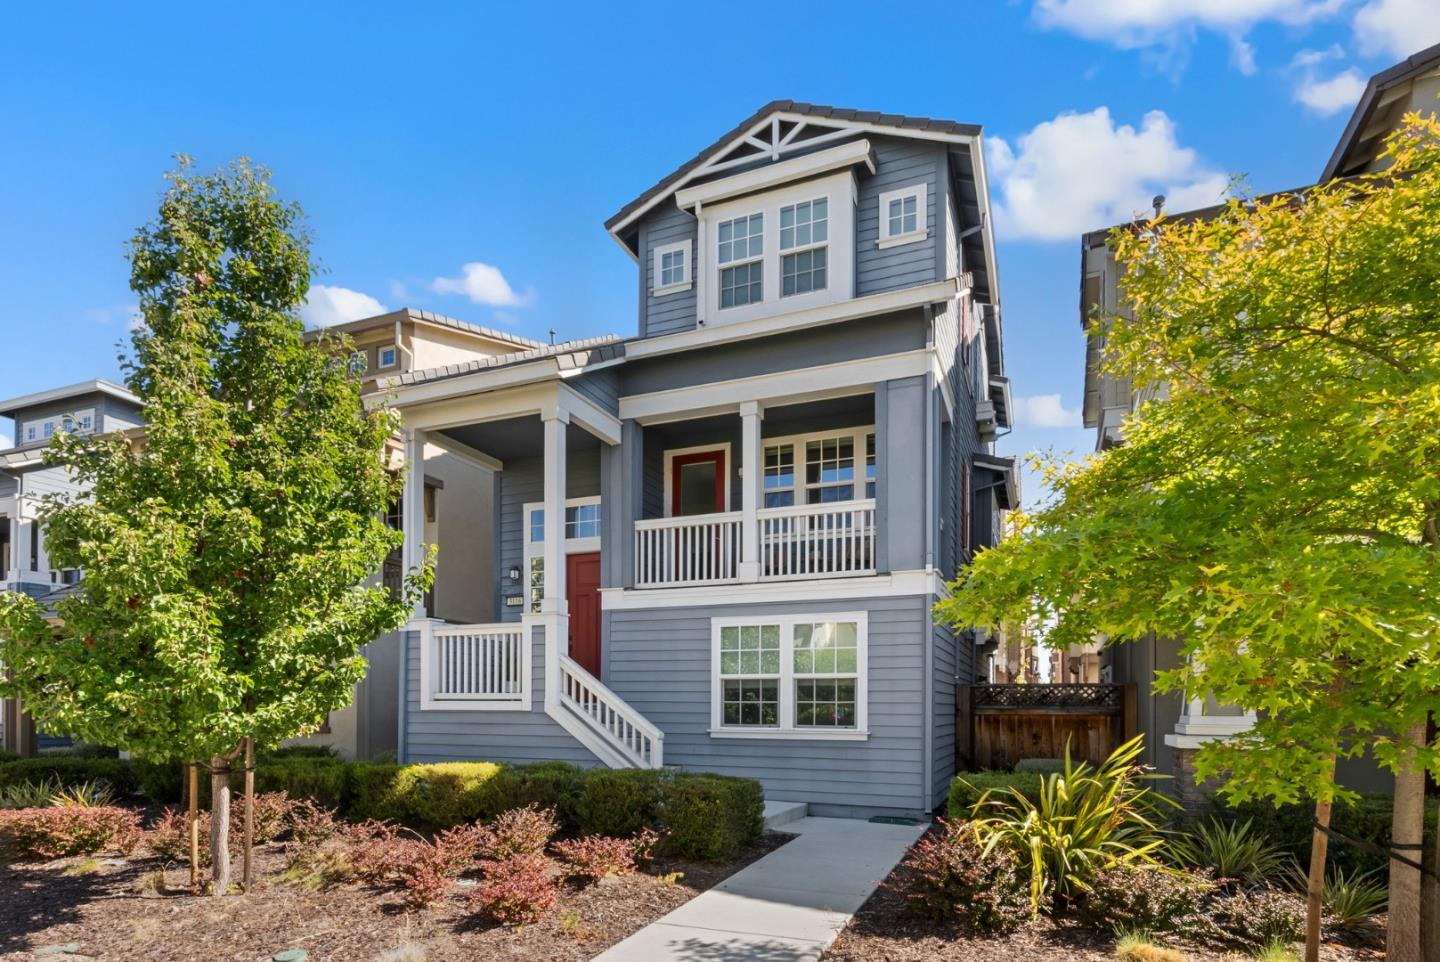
<box><xmin>604</xmin><ymin>595</ymin><xmax>931</xmax><ymax>814</ymax></box>
<box><xmin>639</xmin><ymin>206</ymin><xmax>699</xmax><ymax>338</ymax></box>
<box><xmin>566</xmin><ymin>367</ymin><xmax>621</xmax><ymax>414</ymax></box>
<box><xmin>856</xmin><ymin>139</ymin><xmax>944</xmax><ymax>297</ymax></box>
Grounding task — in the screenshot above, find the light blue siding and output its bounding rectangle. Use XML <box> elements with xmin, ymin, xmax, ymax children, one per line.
<box><xmin>856</xmin><ymin>139</ymin><xmax>944</xmax><ymax>297</ymax></box>
<box><xmin>495</xmin><ymin>451</ymin><xmax>602</xmax><ymax>623</ymax></box>
<box><xmin>639</xmin><ymin>206</ymin><xmax>698</xmax><ymax>338</ymax></box>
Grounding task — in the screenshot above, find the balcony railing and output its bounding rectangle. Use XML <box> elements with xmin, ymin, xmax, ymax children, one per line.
<box><xmin>424</xmin><ymin>622</ymin><xmax>528</xmax><ymax>707</ymax></box>
<box><xmin>759</xmin><ymin>499</ymin><xmax>876</xmax><ymax>580</ymax></box>
<box><xmin>633</xmin><ymin>511</ymin><xmax>742</xmax><ymax>588</ymax></box>
<box><xmin>631</xmin><ymin>499</ymin><xmax>876</xmax><ymax>588</ymax></box>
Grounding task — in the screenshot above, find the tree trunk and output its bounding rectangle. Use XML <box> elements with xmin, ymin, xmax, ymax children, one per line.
<box><xmin>1305</xmin><ymin>758</ymin><xmax>1337</xmax><ymax>962</ymax></box>
<box><xmin>242</xmin><ymin>737</ymin><xmax>254</xmax><ymax>893</ymax></box>
<box><xmin>187</xmin><ymin>762</ymin><xmax>199</xmax><ymax>893</ymax></box>
<box><xmin>210</xmin><ymin>754</ymin><xmax>232</xmax><ymax>896</ymax></box>
<box><xmin>1388</xmin><ymin>720</ymin><xmax>1427</xmax><ymax>962</ymax></box>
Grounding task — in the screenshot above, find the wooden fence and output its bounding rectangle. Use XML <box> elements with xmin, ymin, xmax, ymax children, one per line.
<box><xmin>958</xmin><ymin>683</ymin><xmax>1137</xmax><ymax>771</ymax></box>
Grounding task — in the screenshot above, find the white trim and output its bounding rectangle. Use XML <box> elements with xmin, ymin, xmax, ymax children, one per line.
<box><xmin>522</xmin><ymin>495</ymin><xmax>603</xmax><ymax>614</ymax></box>
<box><xmin>620</xmin><ymin>350</ymin><xmax>932</xmax><ymax>425</ymax></box>
<box><xmin>557</xmin><ymin>384</ymin><xmax>623</xmax><ymax>446</ymax></box>
<box><xmin>603</xmin><ymin>568</ymin><xmax>948</xmax><ymax>609</ymax></box>
<box><xmin>661</xmin><ymin>442</ymin><xmax>732</xmax><ymax>518</ymax></box>
<box><xmin>651</xmin><ymin>240</ymin><xmax>692</xmax><ymax>297</ymax></box>
<box><xmin>876</xmin><ymin>182</ymin><xmax>928</xmax><ymax>249</ymax></box>
<box><xmin>0</xmin><ymin>378</ymin><xmax>138</xmax><ymax>417</ymax></box>
<box><xmin>675</xmin><ymin>139</ymin><xmax>874</xmax><ymax>210</ymax></box>
<box><xmin>759</xmin><ymin>425</ymin><xmax>875</xmax><ymax>509</ymax></box>
<box><xmin>424</xmin><ymin>432</ymin><xmax>504</xmax><ymax>473</ymax></box>
<box><xmin>709</xmin><ymin>610</ymin><xmax>869</xmax><ymax>738</ymax></box>
<box><xmin>701</xmin><ymin>170</ymin><xmax>856</xmax><ymax>327</ymax></box>
<box><xmin>622</xmin><ymin>277</ymin><xmax>961</xmax><ymax>361</ymax></box>
<box><xmin>416</xmin><ymin>618</ymin><xmax>532</xmax><ymax>712</ymax></box>
<box><xmin>377</xmin><ymin>345</ymin><xmax>398</xmax><ymax>369</ymax></box>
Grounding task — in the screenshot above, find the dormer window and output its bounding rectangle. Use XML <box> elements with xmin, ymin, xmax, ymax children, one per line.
<box><xmin>652</xmin><ymin>241</ymin><xmax>692</xmax><ymax>296</ymax></box>
<box><xmin>378</xmin><ymin>345</ymin><xmax>398</xmax><ymax>369</ymax></box>
<box><xmin>717</xmin><ymin>213</ymin><xmax>764</xmax><ymax>308</ymax></box>
<box><xmin>877</xmin><ymin>183</ymin><xmax>927</xmax><ymax>249</ymax></box>
<box><xmin>780</xmin><ymin>197</ymin><xmax>827</xmax><ymax>297</ymax></box>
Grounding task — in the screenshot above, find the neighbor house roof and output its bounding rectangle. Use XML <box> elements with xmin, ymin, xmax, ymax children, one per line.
<box><xmin>307</xmin><ymin>307</ymin><xmax>546</xmax><ymax>351</ymax></box>
<box><xmin>1322</xmin><ymin>41</ymin><xmax>1440</xmax><ymax>182</ymax></box>
<box><xmin>605</xmin><ymin>100</ymin><xmax>984</xmax><ymax>246</ymax></box>
<box><xmin>0</xmin><ymin>379</ymin><xmax>139</xmax><ymax>420</ymax></box>
<box><xmin>376</xmin><ymin>334</ymin><xmax>627</xmax><ymax>392</ymax></box>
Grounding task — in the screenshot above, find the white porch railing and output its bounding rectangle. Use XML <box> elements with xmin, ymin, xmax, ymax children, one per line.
<box><xmin>759</xmin><ymin>499</ymin><xmax>877</xmax><ymax>580</ymax></box>
<box><xmin>633</xmin><ymin>511</ymin><xmax>742</xmax><ymax>588</ymax></box>
<box><xmin>421</xmin><ymin>622</ymin><xmax>528</xmax><ymax>709</ymax></box>
<box><xmin>555</xmin><ymin>654</ymin><xmax>663</xmax><ymax>768</ymax></box>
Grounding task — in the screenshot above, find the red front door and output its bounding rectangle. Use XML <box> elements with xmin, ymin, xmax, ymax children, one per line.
<box><xmin>566</xmin><ymin>552</ymin><xmax>602</xmax><ymax>677</ymax></box>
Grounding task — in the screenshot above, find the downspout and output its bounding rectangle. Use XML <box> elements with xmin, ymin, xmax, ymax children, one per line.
<box><xmin>921</xmin><ymin>322</ymin><xmax>938</xmax><ymax>815</ymax></box>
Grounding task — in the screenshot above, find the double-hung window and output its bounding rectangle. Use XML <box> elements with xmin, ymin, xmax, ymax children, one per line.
<box><xmin>712</xmin><ymin>612</ymin><xmax>868</xmax><ymax>738</ymax></box>
<box><xmin>779</xmin><ymin>197</ymin><xmax>827</xmax><ymax>297</ymax></box>
<box><xmin>717</xmin><ymin>213</ymin><xmax>764</xmax><ymax>309</ymax></box>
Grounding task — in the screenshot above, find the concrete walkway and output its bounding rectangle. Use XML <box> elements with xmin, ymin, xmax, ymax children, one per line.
<box><xmin>593</xmin><ymin>815</ymin><xmax>926</xmax><ymax>962</ymax></box>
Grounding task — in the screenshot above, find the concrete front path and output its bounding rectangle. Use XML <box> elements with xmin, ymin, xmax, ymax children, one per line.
<box><xmin>593</xmin><ymin>815</ymin><xmax>927</xmax><ymax>962</ymax></box>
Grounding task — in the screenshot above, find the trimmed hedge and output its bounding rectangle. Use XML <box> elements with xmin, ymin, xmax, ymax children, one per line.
<box><xmin>0</xmin><ymin>757</ymin><xmax>140</xmax><ymax>795</ymax></box>
<box><xmin>662</xmin><ymin>773</ymin><xmax>765</xmax><ymax>860</ymax></box>
<box><xmin>488</xmin><ymin>761</ymin><xmax>587</xmax><ymax>830</ymax></box>
<box><xmin>388</xmin><ymin>762</ymin><xmax>505</xmax><ymax>827</ymax></box>
<box><xmin>947</xmin><ymin>771</ymin><xmax>1045</xmax><ymax>820</ymax></box>
<box><xmin>577</xmin><ymin>769</ymin><xmax>664</xmax><ymax>837</ymax></box>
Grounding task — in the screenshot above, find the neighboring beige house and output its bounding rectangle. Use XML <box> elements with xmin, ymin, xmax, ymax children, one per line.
<box><xmin>286</xmin><ymin>308</ymin><xmax>542</xmax><ymax>758</ymax></box>
<box><xmin>1077</xmin><ymin>44</ymin><xmax>1440</xmax><ymax>797</ymax></box>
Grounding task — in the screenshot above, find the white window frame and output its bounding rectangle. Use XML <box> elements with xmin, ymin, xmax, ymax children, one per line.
<box><xmin>778</xmin><ymin>195</ymin><xmax>830</xmax><ymax>300</ymax></box>
<box><xmin>522</xmin><ymin>495</ymin><xmax>602</xmax><ymax>612</ymax></box>
<box><xmin>701</xmin><ymin>170</ymin><xmax>856</xmax><ymax>326</ymax></box>
<box><xmin>661</xmin><ymin>442</ymin><xmax>732</xmax><ymax>518</ymax></box>
<box><xmin>759</xmin><ymin>426</ymin><xmax>875</xmax><ymax>508</ymax></box>
<box><xmin>651</xmin><ymin>240</ymin><xmax>692</xmax><ymax>297</ymax></box>
<box><xmin>378</xmin><ymin>345</ymin><xmax>398</xmax><ymax>369</ymax></box>
<box><xmin>877</xmin><ymin>182</ymin><xmax>928</xmax><ymax>249</ymax></box>
<box><xmin>709</xmin><ymin>611</ymin><xmax>869</xmax><ymax>740</ymax></box>
<box><xmin>24</xmin><ymin>424</ymin><xmax>36</xmax><ymax>443</ymax></box>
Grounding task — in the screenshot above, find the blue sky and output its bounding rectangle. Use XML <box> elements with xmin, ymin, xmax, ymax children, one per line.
<box><xmin>2</xmin><ymin>1</ymin><xmax>1435</xmax><ymax>504</ymax></box>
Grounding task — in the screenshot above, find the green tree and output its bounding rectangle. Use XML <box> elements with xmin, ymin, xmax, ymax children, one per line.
<box><xmin>937</xmin><ymin>115</ymin><xmax>1440</xmax><ymax>962</ymax></box>
<box><xmin>0</xmin><ymin>158</ymin><xmax>430</xmax><ymax>894</ymax></box>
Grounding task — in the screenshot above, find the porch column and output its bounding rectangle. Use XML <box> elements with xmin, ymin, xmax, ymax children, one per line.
<box><xmin>541</xmin><ymin>411</ymin><xmax>569</xmax><ymax>616</ymax></box>
<box><xmin>400</xmin><ymin>427</ymin><xmax>428</xmax><ymax>619</ymax></box>
<box><xmin>738</xmin><ymin>400</ymin><xmax>763</xmax><ymax>582</ymax></box>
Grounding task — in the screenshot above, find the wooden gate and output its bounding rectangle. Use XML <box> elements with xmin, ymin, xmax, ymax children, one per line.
<box><xmin>959</xmin><ymin>684</ymin><xmax>1137</xmax><ymax>771</ymax></box>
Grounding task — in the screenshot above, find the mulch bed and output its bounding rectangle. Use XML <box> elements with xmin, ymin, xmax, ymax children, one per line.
<box><xmin>0</xmin><ymin>833</ymin><xmax>791</xmax><ymax>961</ymax></box>
<box><xmin>822</xmin><ymin>836</ymin><xmax>1387</xmax><ymax>962</ymax></box>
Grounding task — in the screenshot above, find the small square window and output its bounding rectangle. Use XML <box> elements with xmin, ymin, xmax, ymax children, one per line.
<box><xmin>348</xmin><ymin>351</ymin><xmax>368</xmax><ymax>375</ymax></box>
<box><xmin>653</xmin><ymin>241</ymin><xmax>691</xmax><ymax>294</ymax></box>
<box><xmin>565</xmin><ymin>502</ymin><xmax>601</xmax><ymax>539</ymax></box>
<box><xmin>378</xmin><ymin>346</ymin><xmax>398</xmax><ymax>369</ymax></box>
<box><xmin>877</xmin><ymin>184</ymin><xmax>928</xmax><ymax>248</ymax></box>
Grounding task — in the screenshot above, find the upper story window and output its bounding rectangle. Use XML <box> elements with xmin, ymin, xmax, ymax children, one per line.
<box><xmin>378</xmin><ymin>345</ymin><xmax>398</xmax><ymax>369</ymax></box>
<box><xmin>761</xmin><ymin>426</ymin><xmax>875</xmax><ymax>508</ymax></box>
<box><xmin>652</xmin><ymin>241</ymin><xmax>691</xmax><ymax>296</ymax></box>
<box><xmin>877</xmin><ymin>183</ymin><xmax>927</xmax><ymax>249</ymax></box>
<box><xmin>700</xmin><ymin>170</ymin><xmax>856</xmax><ymax>326</ymax></box>
<box><xmin>24</xmin><ymin>425</ymin><xmax>36</xmax><ymax>443</ymax></box>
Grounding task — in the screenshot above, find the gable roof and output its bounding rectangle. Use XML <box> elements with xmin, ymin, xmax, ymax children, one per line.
<box><xmin>376</xmin><ymin>334</ymin><xmax>626</xmax><ymax>392</ymax></box>
<box><xmin>1323</xmin><ymin>42</ymin><xmax>1440</xmax><ymax>182</ymax></box>
<box><xmin>605</xmin><ymin>100</ymin><xmax>984</xmax><ymax>252</ymax></box>
<box><xmin>306</xmin><ymin>307</ymin><xmax>546</xmax><ymax>351</ymax></box>
<box><xmin>0</xmin><ymin>379</ymin><xmax>139</xmax><ymax>420</ymax></box>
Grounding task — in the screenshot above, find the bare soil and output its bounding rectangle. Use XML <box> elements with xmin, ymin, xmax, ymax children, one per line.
<box><xmin>0</xmin><ymin>833</ymin><xmax>790</xmax><ymax>962</ymax></box>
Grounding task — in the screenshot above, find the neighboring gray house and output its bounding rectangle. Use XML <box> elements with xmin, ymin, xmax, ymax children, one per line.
<box><xmin>1077</xmin><ymin>47</ymin><xmax>1440</xmax><ymax>798</ymax></box>
<box><xmin>380</xmin><ymin>102</ymin><xmax>1016</xmax><ymax>819</ymax></box>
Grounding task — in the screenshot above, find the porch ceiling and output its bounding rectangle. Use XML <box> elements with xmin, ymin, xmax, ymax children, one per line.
<box><xmin>439</xmin><ymin>416</ymin><xmax>599</xmax><ymax>462</ymax></box>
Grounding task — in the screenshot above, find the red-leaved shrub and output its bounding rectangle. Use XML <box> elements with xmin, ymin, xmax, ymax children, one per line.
<box><xmin>0</xmin><ymin>806</ymin><xmax>141</xmax><ymax>859</ymax></box>
<box><xmin>892</xmin><ymin>819</ymin><xmax>1029</xmax><ymax>933</ymax></box>
<box><xmin>472</xmin><ymin>854</ymin><xmax>560</xmax><ymax>925</ymax></box>
<box><xmin>147</xmin><ymin>792</ymin><xmax>299</xmax><ymax>864</ymax></box>
<box><xmin>553</xmin><ymin>828</ymin><xmax>660</xmax><ymax>881</ymax></box>
<box><xmin>476</xmin><ymin>804</ymin><xmax>558</xmax><ymax>860</ymax></box>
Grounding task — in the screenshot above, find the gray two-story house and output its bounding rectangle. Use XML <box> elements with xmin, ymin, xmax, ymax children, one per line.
<box><xmin>380</xmin><ymin>102</ymin><xmax>1016</xmax><ymax>819</ymax></box>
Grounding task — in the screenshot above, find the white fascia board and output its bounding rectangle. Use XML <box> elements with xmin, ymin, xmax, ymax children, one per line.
<box><xmin>400</xmin><ymin>382</ymin><xmax>563</xmax><ymax>434</ymax></box>
<box><xmin>557</xmin><ymin>384</ymin><xmax>622</xmax><ymax>446</ymax></box>
<box><xmin>623</xmin><ymin>277</ymin><xmax>960</xmax><ymax>363</ymax></box>
<box><xmin>601</xmin><ymin>568</ymin><xmax>949</xmax><ymax>610</ymax></box>
<box><xmin>369</xmin><ymin>359</ymin><xmax>561</xmax><ymax>411</ymax></box>
<box><xmin>967</xmin><ymin>134</ymin><xmax>1003</xmax><ymax>315</ymax></box>
<box><xmin>619</xmin><ymin>349</ymin><xmax>933</xmax><ymax>425</ymax></box>
<box><xmin>674</xmin><ymin>139</ymin><xmax>874</xmax><ymax>211</ymax></box>
<box><xmin>424</xmin><ymin>432</ymin><xmax>504</xmax><ymax>473</ymax></box>
<box><xmin>0</xmin><ymin>379</ymin><xmax>139</xmax><ymax>417</ymax></box>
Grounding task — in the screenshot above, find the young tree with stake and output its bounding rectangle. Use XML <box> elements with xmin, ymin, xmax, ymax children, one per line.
<box><xmin>0</xmin><ymin>158</ymin><xmax>431</xmax><ymax>894</ymax></box>
<box><xmin>938</xmin><ymin>115</ymin><xmax>1440</xmax><ymax>962</ymax></box>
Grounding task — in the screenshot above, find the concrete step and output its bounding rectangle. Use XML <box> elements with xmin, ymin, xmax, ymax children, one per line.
<box><xmin>763</xmin><ymin>799</ymin><xmax>809</xmax><ymax>831</ymax></box>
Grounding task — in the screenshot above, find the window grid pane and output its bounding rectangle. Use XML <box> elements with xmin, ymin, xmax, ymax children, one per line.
<box><xmin>792</xmin><ymin>621</ymin><xmax>859</xmax><ymax>728</ymax></box>
<box><xmin>781</xmin><ymin>247</ymin><xmax>827</xmax><ymax>297</ymax></box>
<box><xmin>865</xmin><ymin>433</ymin><xmax>876</xmax><ymax>500</ymax></box>
<box><xmin>720</xmin><ymin>261</ymin><xmax>763</xmax><ymax>308</ymax></box>
<box><xmin>529</xmin><ymin>557</ymin><xmax>544</xmax><ymax>613</ymax></box>
<box><xmin>661</xmin><ymin>249</ymin><xmax>686</xmax><ymax>287</ymax></box>
<box><xmin>719</xmin><ymin>623</ymin><xmax>783</xmax><ymax>727</ymax></box>
<box><xmin>565</xmin><ymin>503</ymin><xmax>601</xmax><ymax>539</ymax></box>
<box><xmin>887</xmin><ymin>193</ymin><xmax>920</xmax><ymax>237</ymax></box>
<box><xmin>804</xmin><ymin>436</ymin><xmax>855</xmax><ymax>502</ymax></box>
<box><xmin>779</xmin><ymin>198</ymin><xmax>828</xmax><ymax>251</ymax></box>
<box><xmin>717</xmin><ymin>213</ymin><xmax>763</xmax><ymax>264</ymax></box>
<box><xmin>763</xmin><ymin>443</ymin><xmax>796</xmax><ymax>508</ymax></box>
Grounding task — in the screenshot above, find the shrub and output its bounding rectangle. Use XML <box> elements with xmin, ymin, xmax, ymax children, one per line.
<box><xmin>947</xmin><ymin>771</ymin><xmax>1044</xmax><ymax>820</ymax></box>
<box><xmin>0</xmin><ymin>777</ymin><xmax>60</xmax><ymax>809</ymax></box>
<box><xmin>148</xmin><ymin>807</ymin><xmax>205</xmax><ymax>863</ymax></box>
<box><xmin>477</xmin><ymin>805</ymin><xmax>558</xmax><ymax>860</ymax></box>
<box><xmin>1167</xmin><ymin>818</ymin><xmax>1290</xmax><ymax>887</ymax></box>
<box><xmin>131</xmin><ymin>759</ymin><xmax>185</xmax><ymax>804</ymax></box>
<box><xmin>1209</xmin><ymin>887</ymin><xmax>1304</xmax><ymax>947</ymax></box>
<box><xmin>576</xmin><ymin>768</ymin><xmax>663</xmax><ymax>837</ymax></box>
<box><xmin>265</xmin><ymin>745</ymin><xmax>340</xmax><ymax>760</ymax></box>
<box><xmin>394</xmin><ymin>824</ymin><xmax>485</xmax><ymax>910</ymax></box>
<box><xmin>0</xmin><ymin>757</ymin><xmax>138</xmax><ymax>795</ymax></box>
<box><xmin>388</xmin><ymin>762</ymin><xmax>504</xmax><ymax>827</ymax></box>
<box><xmin>891</xmin><ymin>819</ymin><xmax>1029</xmax><ymax>933</ymax></box>
<box><xmin>0</xmin><ymin>806</ymin><xmax>141</xmax><ymax>858</ymax></box>
<box><xmin>1221</xmin><ymin>794</ymin><xmax>1438</xmax><ymax>877</ymax></box>
<box><xmin>1283</xmin><ymin>864</ymin><xmax>1387</xmax><ymax>929</ymax></box>
<box><xmin>254</xmin><ymin>759</ymin><xmax>350</xmax><ymax>810</ymax></box>
<box><xmin>554</xmin><ymin>828</ymin><xmax>659</xmax><ymax>881</ymax></box>
<box><xmin>487</xmin><ymin>762</ymin><xmax>586</xmax><ymax>829</ymax></box>
<box><xmin>659</xmin><ymin>773</ymin><xmax>763</xmax><ymax>861</ymax></box>
<box><xmin>1078</xmin><ymin>864</ymin><xmax>1213</xmax><ymax>935</ymax></box>
<box><xmin>349</xmin><ymin>763</ymin><xmax>403</xmax><ymax>821</ymax></box>
<box><xmin>49</xmin><ymin>779</ymin><xmax>118</xmax><ymax>808</ymax></box>
<box><xmin>288</xmin><ymin>798</ymin><xmax>343</xmax><ymax>847</ymax></box>
<box><xmin>147</xmin><ymin>792</ymin><xmax>296</xmax><ymax>864</ymax></box>
<box><xmin>472</xmin><ymin>854</ymin><xmax>560</xmax><ymax>925</ymax></box>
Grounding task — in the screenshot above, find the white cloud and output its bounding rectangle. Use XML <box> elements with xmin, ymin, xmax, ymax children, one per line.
<box><xmin>1290</xmin><ymin>47</ymin><xmax>1368</xmax><ymax>115</ymax></box>
<box><xmin>1353</xmin><ymin>0</ymin><xmax>1440</xmax><ymax>59</ymax></box>
<box><xmin>388</xmin><ymin>279</ymin><xmax>410</xmax><ymax>303</ymax></box>
<box><xmin>0</xmin><ymin>432</ymin><xmax>11</xmax><ymax>450</ymax></box>
<box><xmin>430</xmin><ymin>262</ymin><xmax>532</xmax><ymax>308</ymax></box>
<box><xmin>1012</xmin><ymin>394</ymin><xmax>1084</xmax><ymax>428</ymax></box>
<box><xmin>987</xmin><ymin>107</ymin><xmax>1229</xmax><ymax>241</ymax></box>
<box><xmin>301</xmin><ymin>285</ymin><xmax>386</xmax><ymax>328</ymax></box>
<box><xmin>1033</xmin><ymin>0</ymin><xmax>1345</xmax><ymax>72</ymax></box>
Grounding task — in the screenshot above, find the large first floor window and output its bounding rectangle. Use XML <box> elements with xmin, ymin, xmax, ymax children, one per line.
<box><xmin>711</xmin><ymin>613</ymin><xmax>868</xmax><ymax>738</ymax></box>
